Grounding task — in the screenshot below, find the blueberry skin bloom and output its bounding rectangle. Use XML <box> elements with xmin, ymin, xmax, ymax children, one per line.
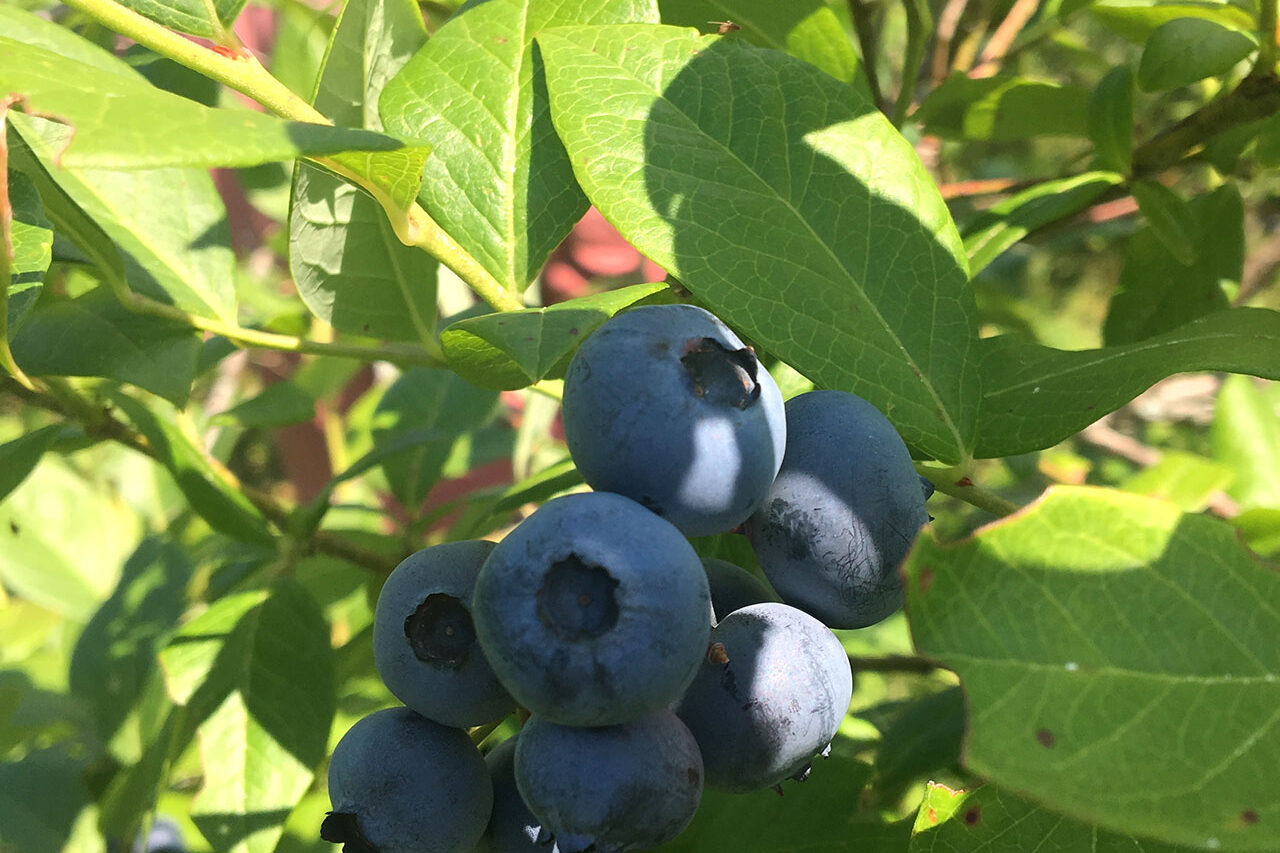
<box><xmin>746</xmin><ymin>390</ymin><xmax>930</xmax><ymax>629</ymax></box>
<box><xmin>373</xmin><ymin>541</ymin><xmax>516</xmax><ymax>727</ymax></box>
<box><xmin>472</xmin><ymin>491</ymin><xmax>711</xmax><ymax>726</ymax></box>
<box><xmin>562</xmin><ymin>304</ymin><xmax>786</xmax><ymax>537</ymax></box>
<box><xmin>674</xmin><ymin>602</ymin><xmax>852</xmax><ymax>792</ymax></box>
<box><xmin>323</xmin><ymin>706</ymin><xmax>492</xmax><ymax>853</ymax></box>
<box><xmin>514</xmin><ymin>710</ymin><xmax>703</xmax><ymax>853</ymax></box>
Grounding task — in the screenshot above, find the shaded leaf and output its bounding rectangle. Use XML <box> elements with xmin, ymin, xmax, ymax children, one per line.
<box><xmin>1129</xmin><ymin>180</ymin><xmax>1197</xmax><ymax>265</ymax></box>
<box><xmin>68</xmin><ymin>537</ymin><xmax>191</xmax><ymax>742</ymax></box>
<box><xmin>904</xmin><ymin>486</ymin><xmax>1280</xmax><ymax>850</ymax></box>
<box><xmin>213</xmin><ymin>381</ymin><xmax>317</xmax><ymax>429</ymax></box>
<box><xmin>1088</xmin><ymin>66</ymin><xmax>1134</xmax><ymax>174</ymax></box>
<box><xmin>657</xmin><ymin>0</ymin><xmax>868</xmax><ymax>90</ymax></box>
<box><xmin>915</xmin><ymin>73</ymin><xmax>1091</xmax><ymax>141</ymax></box>
<box><xmin>1138</xmin><ymin>17</ymin><xmax>1258</xmax><ymax>92</ymax></box>
<box><xmin>656</xmin><ymin>752</ymin><xmax>909</xmax><ymax>851</ymax></box>
<box><xmin>1213</xmin><ymin>374</ymin><xmax>1280</xmax><ymax>511</ymax></box>
<box><xmin>11</xmin><ymin>113</ymin><xmax>238</xmax><ymax>324</ymax></box>
<box><xmin>117</xmin><ymin>0</ymin><xmax>247</xmax><ymax>39</ymax></box>
<box><xmin>1104</xmin><ymin>185</ymin><xmax>1240</xmax><ymax>345</ymax></box>
<box><xmin>440</xmin><ymin>282</ymin><xmax>669</xmax><ymax>389</ymax></box>
<box><xmin>371</xmin><ymin>367</ymin><xmax>499</xmax><ymax>508</ymax></box>
<box><xmin>976</xmin><ymin>308</ymin><xmax>1280</xmax><ymax>457</ymax></box>
<box><xmin>910</xmin><ymin>783</ymin><xmax>1199</xmax><ymax>852</ymax></box>
<box><xmin>9</xmin><ymin>288</ymin><xmax>200</xmax><ymax>406</ymax></box>
<box><xmin>380</xmin><ymin>0</ymin><xmax>659</xmax><ymax>296</ymax></box>
<box><xmin>6</xmin><ymin>169</ymin><xmax>50</xmax><ymax>328</ymax></box>
<box><xmin>964</xmin><ymin>172</ymin><xmax>1123</xmax><ymax>276</ymax></box>
<box><xmin>110</xmin><ymin>393</ymin><xmax>275</xmax><ymax>546</ymax></box>
<box><xmin>541</xmin><ymin>25</ymin><xmax>977</xmax><ymax>463</ymax></box>
<box><xmin>0</xmin><ymin>424</ymin><xmax>66</xmax><ymax>503</ymax></box>
<box><xmin>0</xmin><ymin>38</ymin><xmax>415</xmax><ymax>170</ymax></box>
<box><xmin>0</xmin><ymin>748</ymin><xmax>92</xmax><ymax>853</ymax></box>
<box><xmin>170</xmin><ymin>582</ymin><xmax>335</xmax><ymax>853</ymax></box>
<box><xmin>875</xmin><ymin>686</ymin><xmax>966</xmax><ymax>798</ymax></box>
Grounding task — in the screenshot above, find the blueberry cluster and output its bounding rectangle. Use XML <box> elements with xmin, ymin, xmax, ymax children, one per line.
<box><xmin>322</xmin><ymin>304</ymin><xmax>931</xmax><ymax>853</ymax></box>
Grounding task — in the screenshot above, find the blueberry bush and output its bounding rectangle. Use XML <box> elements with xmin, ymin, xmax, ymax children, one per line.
<box><xmin>2</xmin><ymin>0</ymin><xmax>1278</xmax><ymax>850</ymax></box>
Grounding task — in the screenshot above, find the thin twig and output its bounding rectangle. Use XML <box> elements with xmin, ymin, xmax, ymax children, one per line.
<box><xmin>848</xmin><ymin>0</ymin><xmax>886</xmax><ymax>113</ymax></box>
<box><xmin>931</xmin><ymin>0</ymin><xmax>971</xmax><ymax>84</ymax></box>
<box><xmin>970</xmin><ymin>0</ymin><xmax>1040</xmax><ymax>78</ymax></box>
<box><xmin>849</xmin><ymin>654</ymin><xmax>941</xmax><ymax>674</ymax></box>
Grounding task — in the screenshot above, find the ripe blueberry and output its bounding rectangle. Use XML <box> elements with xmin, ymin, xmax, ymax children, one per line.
<box><xmin>372</xmin><ymin>540</ymin><xmax>515</xmax><ymax>727</ymax></box>
<box><xmin>746</xmin><ymin>390</ymin><xmax>930</xmax><ymax>628</ymax></box>
<box><xmin>562</xmin><ymin>304</ymin><xmax>786</xmax><ymax>536</ymax></box>
<box><xmin>323</xmin><ymin>706</ymin><xmax>492</xmax><ymax>853</ymax></box>
<box><xmin>674</xmin><ymin>602</ymin><xmax>852</xmax><ymax>792</ymax></box>
<box><xmin>472</xmin><ymin>491</ymin><xmax>711</xmax><ymax>726</ymax></box>
<box><xmin>514</xmin><ymin>710</ymin><xmax>703</xmax><ymax>852</ymax></box>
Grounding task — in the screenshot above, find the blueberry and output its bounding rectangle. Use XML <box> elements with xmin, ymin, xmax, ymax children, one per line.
<box><xmin>373</xmin><ymin>540</ymin><xmax>516</xmax><ymax>727</ymax></box>
<box><xmin>514</xmin><ymin>710</ymin><xmax>703</xmax><ymax>853</ymax></box>
<box><xmin>701</xmin><ymin>557</ymin><xmax>777</xmax><ymax>624</ymax></box>
<box><xmin>746</xmin><ymin>390</ymin><xmax>930</xmax><ymax>629</ymax></box>
<box><xmin>481</xmin><ymin>735</ymin><xmax>547</xmax><ymax>853</ymax></box>
<box><xmin>674</xmin><ymin>602</ymin><xmax>852</xmax><ymax>792</ymax></box>
<box><xmin>562</xmin><ymin>304</ymin><xmax>786</xmax><ymax>536</ymax></box>
<box><xmin>323</xmin><ymin>706</ymin><xmax>492</xmax><ymax>853</ymax></box>
<box><xmin>472</xmin><ymin>491</ymin><xmax>711</xmax><ymax>726</ymax></box>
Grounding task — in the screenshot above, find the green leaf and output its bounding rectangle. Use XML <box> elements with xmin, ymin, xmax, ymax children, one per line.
<box><xmin>874</xmin><ymin>686</ymin><xmax>966</xmax><ymax>798</ymax></box>
<box><xmin>904</xmin><ymin>486</ymin><xmax>1280</xmax><ymax>850</ymax></box>
<box><xmin>1120</xmin><ymin>450</ymin><xmax>1234</xmax><ymax>511</ymax></box>
<box><xmin>440</xmin><ymin>282</ymin><xmax>669</xmax><ymax>389</ymax></box>
<box><xmin>964</xmin><ymin>172</ymin><xmax>1123</xmax><ymax>276</ymax></box>
<box><xmin>1138</xmin><ymin>17</ymin><xmax>1258</xmax><ymax>92</ymax></box>
<box><xmin>1104</xmin><ymin>185</ymin><xmax>1240</xmax><ymax>345</ymax></box>
<box><xmin>213</xmin><ymin>381</ymin><xmax>317</xmax><ymax>429</ymax></box>
<box><xmin>288</xmin><ymin>0</ymin><xmax>437</xmax><ymax>343</ymax></box>
<box><xmin>68</xmin><ymin>538</ymin><xmax>191</xmax><ymax>742</ymax></box>
<box><xmin>159</xmin><ymin>589</ymin><xmax>270</xmax><ymax>708</ymax></box>
<box><xmin>380</xmin><ymin>0</ymin><xmax>660</xmax><ymax>295</ymax></box>
<box><xmin>10</xmin><ymin>114</ymin><xmax>238</xmax><ymax>324</ymax></box>
<box><xmin>180</xmin><ymin>582</ymin><xmax>335</xmax><ymax>853</ymax></box>
<box><xmin>0</xmin><ymin>748</ymin><xmax>92</xmax><ymax>853</ymax></box>
<box><xmin>0</xmin><ymin>5</ymin><xmax>132</xmax><ymax>71</ymax></box>
<box><xmin>656</xmin><ymin>751</ymin><xmax>910</xmax><ymax>851</ymax></box>
<box><xmin>656</xmin><ymin>0</ymin><xmax>868</xmax><ymax>89</ymax></box>
<box><xmin>1212</xmin><ymin>374</ymin><xmax>1280</xmax><ymax>511</ymax></box>
<box><xmin>9</xmin><ymin>288</ymin><xmax>200</xmax><ymax>406</ymax></box>
<box><xmin>0</xmin><ymin>424</ymin><xmax>66</xmax><ymax>503</ymax></box>
<box><xmin>914</xmin><ymin>73</ymin><xmax>1091</xmax><ymax>140</ymax></box>
<box><xmin>910</xmin><ymin>782</ymin><xmax>1201</xmax><ymax>852</ymax></box>
<box><xmin>1236</xmin><ymin>508</ymin><xmax>1280</xmax><ymax>557</ymax></box>
<box><xmin>0</xmin><ymin>38</ymin><xmax>416</xmax><ymax>170</ymax></box>
<box><xmin>976</xmin><ymin>307</ymin><xmax>1280</xmax><ymax>457</ymax></box>
<box><xmin>1129</xmin><ymin>180</ymin><xmax>1198</xmax><ymax>265</ymax></box>
<box><xmin>371</xmin><ymin>367</ymin><xmax>500</xmax><ymax>507</ymax></box>
<box><xmin>540</xmin><ymin>25</ymin><xmax>977</xmax><ymax>463</ymax></box>
<box><xmin>117</xmin><ymin>0</ymin><xmax>247</xmax><ymax>39</ymax></box>
<box><xmin>6</xmin><ymin>169</ymin><xmax>51</xmax><ymax>327</ymax></box>
<box><xmin>1088</xmin><ymin>66</ymin><xmax>1135</xmax><ymax>173</ymax></box>
<box><xmin>110</xmin><ymin>393</ymin><xmax>275</xmax><ymax>546</ymax></box>
<box><xmin>1089</xmin><ymin>0</ymin><xmax>1255</xmax><ymax>42</ymax></box>
<box><xmin>0</xmin><ymin>453</ymin><xmax>141</xmax><ymax>620</ymax></box>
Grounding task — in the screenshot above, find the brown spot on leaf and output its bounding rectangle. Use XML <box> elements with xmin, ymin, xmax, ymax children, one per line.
<box><xmin>8</xmin><ymin>521</ymin><xmax>17</xmax><ymax>535</ymax></box>
<box><xmin>926</xmin><ymin>808</ymin><xmax>937</xmax><ymax>825</ymax></box>
<box><xmin>963</xmin><ymin>807</ymin><xmax>981</xmax><ymax>826</ymax></box>
<box><xmin>918</xmin><ymin>567</ymin><xmax>934</xmax><ymax>593</ymax></box>
<box><xmin>955</xmin><ymin>476</ymin><xmax>974</xmax><ymax>487</ymax></box>
<box><xmin>1242</xmin><ymin>809</ymin><xmax>1259</xmax><ymax>825</ymax></box>
<box><xmin>1036</xmin><ymin>729</ymin><xmax>1056</xmax><ymax>748</ymax></box>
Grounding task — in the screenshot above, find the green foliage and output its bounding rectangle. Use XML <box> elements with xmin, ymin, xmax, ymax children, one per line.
<box><xmin>3</xmin><ymin>0</ymin><xmax>1280</xmax><ymax>851</ymax></box>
